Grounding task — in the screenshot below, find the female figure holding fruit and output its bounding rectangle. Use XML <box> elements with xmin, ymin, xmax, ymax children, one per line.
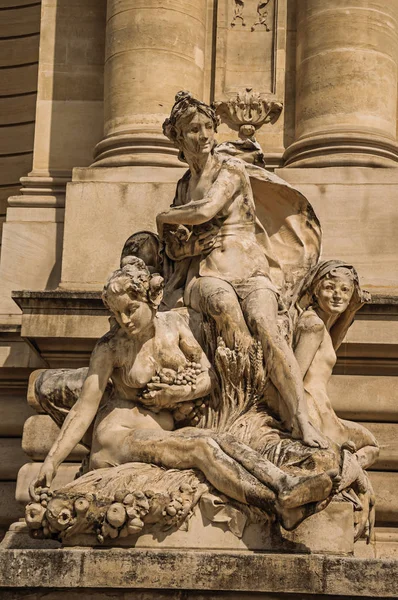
<box><xmin>30</xmin><ymin>258</ymin><xmax>338</xmax><ymax>530</ymax></box>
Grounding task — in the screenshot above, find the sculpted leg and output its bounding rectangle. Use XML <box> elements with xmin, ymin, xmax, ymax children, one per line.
<box><xmin>190</xmin><ymin>277</ymin><xmax>251</xmax><ymax>349</ymax></box>
<box><xmin>215</xmin><ymin>432</ymin><xmax>335</xmax><ymax>509</ymax></box>
<box><xmin>114</xmin><ymin>427</ymin><xmax>334</xmax><ymax>514</ymax></box>
<box><xmin>118</xmin><ymin>427</ymin><xmax>277</xmax><ymax>512</ymax></box>
<box><xmin>242</xmin><ymin>289</ymin><xmax>328</xmax><ymax>449</ymax></box>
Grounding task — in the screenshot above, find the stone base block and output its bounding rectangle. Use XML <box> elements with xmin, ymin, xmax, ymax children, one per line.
<box><xmin>2</xmin><ymin>503</ymin><xmax>354</xmax><ymax>556</ymax></box>
<box><xmin>57</xmin><ymin>502</ymin><xmax>353</xmax><ymax>555</ymax></box>
<box><xmin>0</xmin><ymin>547</ymin><xmax>397</xmax><ymax>598</ymax></box>
<box><xmin>60</xmin><ymin>167</ymin><xmax>185</xmax><ymax>290</ymax></box>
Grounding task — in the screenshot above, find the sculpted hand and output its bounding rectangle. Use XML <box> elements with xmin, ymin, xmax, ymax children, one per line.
<box><xmin>193</xmin><ymin>226</ymin><xmax>221</xmax><ymax>255</ymax></box>
<box><xmin>141</xmin><ymin>383</ymin><xmax>192</xmax><ymax>409</ymax></box>
<box><xmin>29</xmin><ymin>458</ymin><xmax>57</xmax><ymax>502</ymax></box>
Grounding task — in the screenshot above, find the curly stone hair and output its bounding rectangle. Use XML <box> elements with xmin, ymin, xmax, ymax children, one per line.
<box><xmin>163</xmin><ymin>91</ymin><xmax>220</xmax><ymax>161</ymax></box>
<box><xmin>102</xmin><ymin>258</ymin><xmax>164</xmax><ymax>310</ymax></box>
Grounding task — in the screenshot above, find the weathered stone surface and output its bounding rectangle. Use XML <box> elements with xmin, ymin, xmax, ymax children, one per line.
<box><xmin>0</xmin><ymin>591</ymin><xmax>395</xmax><ymax>600</ymax></box>
<box><xmin>2</xmin><ymin>0</ymin><xmax>398</xmax><ymax>572</ymax></box>
<box><xmin>22</xmin><ymin>415</ymin><xmax>88</xmax><ymax>461</ymax></box>
<box><xmin>0</xmin><ymin>548</ymin><xmax>397</xmax><ymax>597</ymax></box>
<box><xmin>0</xmin><ymin>439</ymin><xmax>30</xmax><ymax>481</ymax></box>
<box><xmin>355</xmin><ymin>527</ymin><xmax>398</xmax><ymax>560</ymax></box>
<box><xmin>20</xmin><ymin>96</ymin><xmax>379</xmax><ymax>552</ymax></box>
<box><xmin>330</xmin><ymin>375</ymin><xmax>398</xmax><ymax>422</ymax></box>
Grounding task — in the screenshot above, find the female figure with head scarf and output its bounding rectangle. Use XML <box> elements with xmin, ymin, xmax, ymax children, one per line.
<box><xmin>294</xmin><ymin>260</ymin><xmax>379</xmax><ymax>540</ymax></box>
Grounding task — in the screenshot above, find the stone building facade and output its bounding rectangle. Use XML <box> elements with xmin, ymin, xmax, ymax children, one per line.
<box><xmin>0</xmin><ymin>0</ymin><xmax>397</xmax><ymax>584</ymax></box>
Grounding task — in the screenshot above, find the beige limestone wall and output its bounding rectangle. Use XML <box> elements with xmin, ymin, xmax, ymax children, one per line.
<box><xmin>0</xmin><ymin>1</ymin><xmax>40</xmax><ymax>249</ymax></box>
<box><xmin>276</xmin><ymin>168</ymin><xmax>398</xmax><ymax>294</ymax></box>
<box><xmin>0</xmin><ymin>0</ymin><xmax>106</xmax><ymax>320</ymax></box>
<box><xmin>60</xmin><ymin>167</ymin><xmax>185</xmax><ymax>289</ymax></box>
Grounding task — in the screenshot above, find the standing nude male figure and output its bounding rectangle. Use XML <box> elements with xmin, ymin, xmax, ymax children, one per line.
<box><xmin>158</xmin><ymin>92</ymin><xmax>328</xmax><ymax>449</ymax></box>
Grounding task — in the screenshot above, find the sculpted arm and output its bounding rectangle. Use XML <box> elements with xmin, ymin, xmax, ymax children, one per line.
<box><xmin>330</xmin><ymin>289</ymin><xmax>370</xmax><ymax>351</ymax></box>
<box><xmin>157</xmin><ymin>165</ymin><xmax>241</xmax><ymax>231</ymax></box>
<box><xmin>294</xmin><ymin>313</ymin><xmax>325</xmax><ymax>378</ymax></box>
<box><xmin>164</xmin><ymin>225</ymin><xmax>219</xmax><ymax>261</ymax></box>
<box><xmin>30</xmin><ymin>342</ymin><xmax>113</xmax><ymax>497</ymax></box>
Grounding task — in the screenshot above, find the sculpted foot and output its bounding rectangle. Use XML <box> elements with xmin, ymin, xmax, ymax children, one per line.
<box><xmin>300</xmin><ymin>422</ymin><xmax>329</xmax><ymax>449</ymax></box>
<box><xmin>278</xmin><ymin>497</ymin><xmax>331</xmax><ymax>531</ymax></box>
<box><xmin>277</xmin><ymin>470</ymin><xmax>336</xmax><ymax>509</ymax></box>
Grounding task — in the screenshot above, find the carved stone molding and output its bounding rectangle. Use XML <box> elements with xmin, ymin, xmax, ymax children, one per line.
<box><xmin>14</xmin><ymin>172</ymin><xmax>71</xmax><ymax>208</ymax></box>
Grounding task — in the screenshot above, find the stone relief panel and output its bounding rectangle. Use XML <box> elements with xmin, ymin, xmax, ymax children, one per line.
<box><xmin>213</xmin><ymin>0</ymin><xmax>287</xmax><ymax>164</ymax></box>
<box><xmin>218</xmin><ymin>0</ymin><xmax>276</xmax><ymax>96</ymax></box>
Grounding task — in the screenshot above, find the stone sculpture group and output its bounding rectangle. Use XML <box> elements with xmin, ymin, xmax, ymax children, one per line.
<box><xmin>25</xmin><ymin>92</ymin><xmax>379</xmax><ymax>547</ymax></box>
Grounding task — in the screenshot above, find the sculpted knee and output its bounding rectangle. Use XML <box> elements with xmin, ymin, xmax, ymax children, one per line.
<box><xmin>195</xmin><ymin>436</ymin><xmax>216</xmax><ymax>464</ymax></box>
<box><xmin>205</xmin><ymin>289</ymin><xmax>239</xmax><ymax>319</ymax></box>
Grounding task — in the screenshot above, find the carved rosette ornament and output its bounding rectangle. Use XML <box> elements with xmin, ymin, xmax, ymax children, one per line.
<box><xmin>213</xmin><ymin>88</ymin><xmax>283</xmax><ymax>139</ymax></box>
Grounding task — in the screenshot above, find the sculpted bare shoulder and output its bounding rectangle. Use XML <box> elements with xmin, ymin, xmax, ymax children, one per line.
<box><xmin>297</xmin><ymin>310</ymin><xmax>325</xmax><ymax>336</ymax></box>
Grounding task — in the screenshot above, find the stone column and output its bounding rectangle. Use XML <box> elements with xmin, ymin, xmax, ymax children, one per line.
<box><xmin>284</xmin><ymin>0</ymin><xmax>398</xmax><ymax>167</ymax></box>
<box><xmin>93</xmin><ymin>0</ymin><xmax>208</xmax><ymax>167</ymax></box>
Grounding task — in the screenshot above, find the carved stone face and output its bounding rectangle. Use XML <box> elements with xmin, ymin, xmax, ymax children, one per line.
<box><xmin>315</xmin><ymin>273</ymin><xmax>354</xmax><ymax>315</ymax></box>
<box><xmin>107</xmin><ymin>292</ymin><xmax>154</xmax><ymax>337</ymax></box>
<box><xmin>179</xmin><ymin>112</ymin><xmax>215</xmax><ymax>158</ymax></box>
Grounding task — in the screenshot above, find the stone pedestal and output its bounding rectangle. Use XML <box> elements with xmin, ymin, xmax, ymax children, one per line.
<box><xmin>284</xmin><ymin>0</ymin><xmax>398</xmax><ymax>167</ymax></box>
<box><xmin>1</xmin><ymin>502</ymin><xmax>354</xmax><ymax>555</ymax></box>
<box><xmin>0</xmin><ymin>547</ymin><xmax>397</xmax><ymax>599</ymax></box>
<box><xmin>59</xmin><ymin>166</ymin><xmax>185</xmax><ymax>290</ymax></box>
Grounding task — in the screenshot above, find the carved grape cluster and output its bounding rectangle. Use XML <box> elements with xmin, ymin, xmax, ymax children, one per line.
<box><xmin>161</xmin><ymin>482</ymin><xmax>198</xmax><ymax>526</ymax></box>
<box><xmin>150</xmin><ymin>362</ymin><xmax>202</xmax><ymax>388</ymax></box>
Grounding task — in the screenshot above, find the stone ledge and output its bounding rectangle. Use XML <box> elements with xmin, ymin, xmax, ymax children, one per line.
<box><xmin>0</xmin><ymin>549</ymin><xmax>397</xmax><ymax>597</ymax></box>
